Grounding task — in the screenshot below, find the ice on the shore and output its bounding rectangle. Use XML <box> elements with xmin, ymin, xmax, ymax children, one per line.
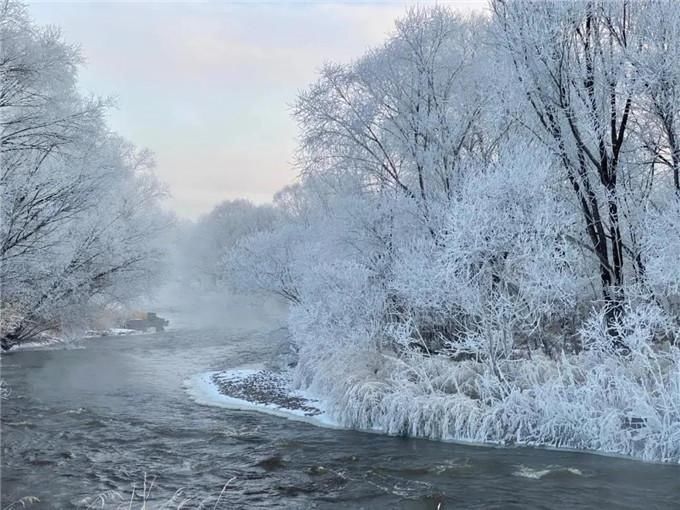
<box><xmin>5</xmin><ymin>338</ymin><xmax>63</xmax><ymax>352</ymax></box>
<box><xmin>84</xmin><ymin>328</ymin><xmax>145</xmax><ymax>337</ymax></box>
<box><xmin>186</xmin><ymin>368</ymin><xmax>340</xmax><ymax>428</ymax></box>
<box><xmin>5</xmin><ymin>327</ymin><xmax>145</xmax><ymax>353</ymax></box>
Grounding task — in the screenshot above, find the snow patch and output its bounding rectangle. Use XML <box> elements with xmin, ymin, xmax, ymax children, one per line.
<box><xmin>83</xmin><ymin>328</ymin><xmax>147</xmax><ymax>338</ymax></box>
<box><xmin>185</xmin><ymin>369</ymin><xmax>341</xmax><ymax>428</ymax></box>
<box><xmin>4</xmin><ymin>335</ymin><xmax>66</xmax><ymax>352</ymax></box>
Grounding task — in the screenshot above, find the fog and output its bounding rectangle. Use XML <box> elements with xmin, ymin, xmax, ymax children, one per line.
<box><xmin>2</xmin><ymin>1</ymin><xmax>680</xmax><ymax>507</ymax></box>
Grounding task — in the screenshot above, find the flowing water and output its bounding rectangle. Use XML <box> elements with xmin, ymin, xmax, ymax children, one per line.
<box><xmin>1</xmin><ymin>318</ymin><xmax>679</xmax><ymax>509</ymax></box>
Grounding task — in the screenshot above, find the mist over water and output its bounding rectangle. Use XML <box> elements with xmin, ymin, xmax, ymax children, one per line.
<box><xmin>2</xmin><ymin>300</ymin><xmax>679</xmax><ymax>509</ymax></box>
<box><xmin>153</xmin><ymin>283</ymin><xmax>289</xmax><ymax>333</ymax></box>
<box><xmin>3</xmin><ymin>1</ymin><xmax>680</xmax><ymax>507</ymax></box>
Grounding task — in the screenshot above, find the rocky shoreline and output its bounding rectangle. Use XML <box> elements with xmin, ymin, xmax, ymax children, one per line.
<box><xmin>210</xmin><ymin>370</ymin><xmax>322</xmax><ymax>416</ymax></box>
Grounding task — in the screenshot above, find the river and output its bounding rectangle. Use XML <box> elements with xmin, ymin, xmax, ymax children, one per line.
<box><xmin>1</xmin><ymin>320</ymin><xmax>679</xmax><ymax>509</ymax></box>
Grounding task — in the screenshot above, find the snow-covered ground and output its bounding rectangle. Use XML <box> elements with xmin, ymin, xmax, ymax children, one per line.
<box><xmin>3</xmin><ymin>332</ymin><xmax>72</xmax><ymax>352</ymax></box>
<box><xmin>186</xmin><ymin>368</ymin><xmax>339</xmax><ymax>429</ymax></box>
<box><xmin>4</xmin><ymin>327</ymin><xmax>147</xmax><ymax>353</ymax></box>
<box><xmin>186</xmin><ymin>341</ymin><xmax>680</xmax><ymax>465</ymax></box>
<box><xmin>83</xmin><ymin>328</ymin><xmax>147</xmax><ymax>338</ymax></box>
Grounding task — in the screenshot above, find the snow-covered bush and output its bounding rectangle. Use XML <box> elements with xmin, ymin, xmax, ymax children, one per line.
<box><xmin>0</xmin><ymin>3</ymin><xmax>169</xmax><ymax>348</ymax></box>
<box><xmin>287</xmin><ymin>302</ymin><xmax>680</xmax><ymax>462</ymax></box>
<box><xmin>215</xmin><ymin>2</ymin><xmax>680</xmax><ymax>462</ymax></box>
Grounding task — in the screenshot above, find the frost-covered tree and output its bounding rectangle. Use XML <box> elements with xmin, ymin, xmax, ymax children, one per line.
<box><xmin>174</xmin><ymin>199</ymin><xmax>278</xmax><ymax>291</ymax></box>
<box><xmin>0</xmin><ymin>1</ymin><xmax>169</xmax><ymax>348</ymax></box>
<box><xmin>631</xmin><ymin>1</ymin><xmax>680</xmax><ymax>193</ymax></box>
<box><xmin>492</xmin><ymin>0</ymin><xmax>680</xmax><ymax>322</ymax></box>
<box><xmin>294</xmin><ymin>7</ymin><xmax>503</xmax><ymax>235</ymax></box>
<box><xmin>212</xmin><ymin>2</ymin><xmax>680</xmax><ymax>462</ymax></box>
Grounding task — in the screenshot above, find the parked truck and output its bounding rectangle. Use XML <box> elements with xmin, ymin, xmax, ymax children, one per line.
<box><xmin>124</xmin><ymin>312</ymin><xmax>169</xmax><ymax>333</ymax></box>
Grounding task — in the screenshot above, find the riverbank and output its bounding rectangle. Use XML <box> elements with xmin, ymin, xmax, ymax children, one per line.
<box><xmin>2</xmin><ymin>328</ymin><xmax>149</xmax><ymax>353</ymax></box>
<box><xmin>5</xmin><ymin>324</ymin><xmax>680</xmax><ymax>509</ymax></box>
<box><xmin>190</xmin><ymin>351</ymin><xmax>680</xmax><ymax>465</ymax></box>
<box><xmin>187</xmin><ymin>369</ymin><xmax>338</xmax><ymax>428</ymax></box>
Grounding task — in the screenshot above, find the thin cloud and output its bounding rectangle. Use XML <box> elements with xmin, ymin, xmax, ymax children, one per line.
<box><xmin>28</xmin><ymin>0</ymin><xmax>484</xmax><ymax>219</ymax></box>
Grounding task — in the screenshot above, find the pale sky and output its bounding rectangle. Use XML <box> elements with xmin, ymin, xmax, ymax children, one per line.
<box><xmin>28</xmin><ymin>0</ymin><xmax>485</xmax><ymax>219</ymax></box>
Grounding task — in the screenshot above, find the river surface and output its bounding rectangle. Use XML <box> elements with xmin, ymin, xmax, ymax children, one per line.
<box><xmin>2</xmin><ymin>321</ymin><xmax>679</xmax><ymax>509</ymax></box>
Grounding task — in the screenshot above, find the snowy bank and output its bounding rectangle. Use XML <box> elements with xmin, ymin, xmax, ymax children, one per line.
<box><xmin>3</xmin><ymin>332</ymin><xmax>67</xmax><ymax>352</ymax></box>
<box><xmin>187</xmin><ymin>355</ymin><xmax>680</xmax><ymax>466</ymax></box>
<box><xmin>3</xmin><ymin>327</ymin><xmax>148</xmax><ymax>353</ymax></box>
<box><xmin>186</xmin><ymin>369</ymin><xmax>339</xmax><ymax>428</ymax></box>
<box><xmin>83</xmin><ymin>328</ymin><xmax>147</xmax><ymax>338</ymax></box>
<box><xmin>289</xmin><ymin>339</ymin><xmax>680</xmax><ymax>465</ymax></box>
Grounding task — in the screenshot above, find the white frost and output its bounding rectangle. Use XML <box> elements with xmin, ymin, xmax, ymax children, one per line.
<box><xmin>185</xmin><ymin>369</ymin><xmax>341</xmax><ymax>429</ymax></box>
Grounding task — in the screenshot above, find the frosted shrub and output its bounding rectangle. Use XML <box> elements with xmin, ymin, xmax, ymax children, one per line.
<box><xmin>219</xmin><ymin>2</ymin><xmax>680</xmax><ymax>464</ymax></box>
<box><xmin>322</xmin><ymin>347</ymin><xmax>675</xmax><ymax>463</ymax></box>
<box><xmin>288</xmin><ymin>258</ymin><xmax>387</xmax><ymax>389</ymax></box>
<box><xmin>287</xmin><ymin>298</ymin><xmax>679</xmax><ymax>462</ymax></box>
<box><xmin>641</xmin><ymin>195</ymin><xmax>680</xmax><ymax>306</ymax></box>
